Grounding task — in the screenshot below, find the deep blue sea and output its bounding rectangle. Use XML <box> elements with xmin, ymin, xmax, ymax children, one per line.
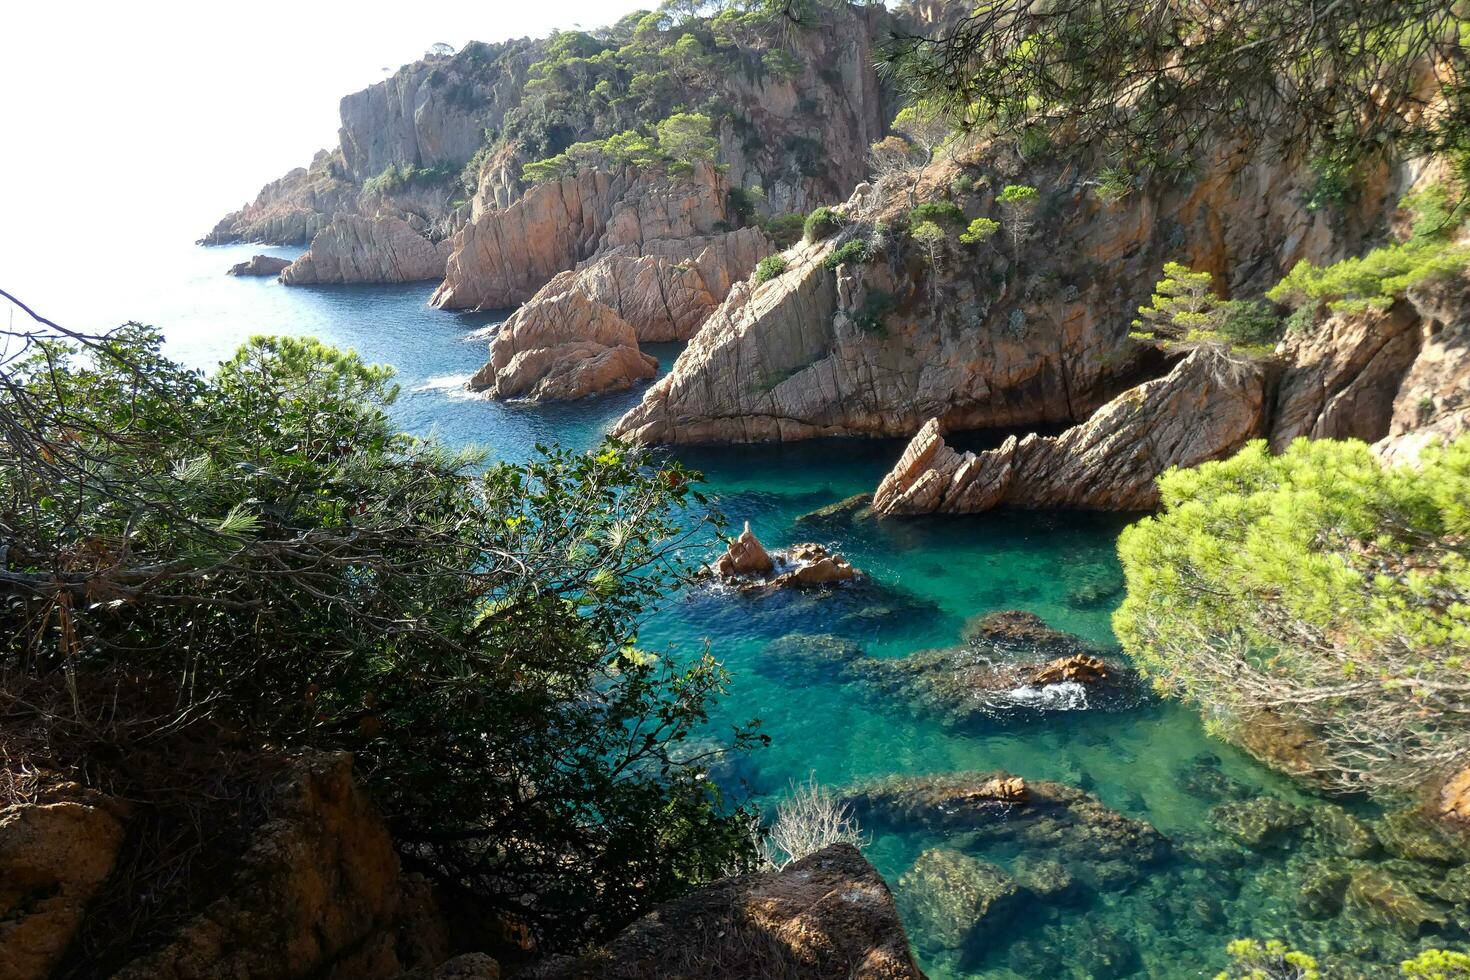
<box><xmin>18</xmin><ymin>241</ymin><xmax>1450</xmax><ymax>978</ymax></box>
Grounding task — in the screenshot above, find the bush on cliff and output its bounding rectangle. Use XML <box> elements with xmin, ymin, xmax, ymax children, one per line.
<box><xmin>0</xmin><ymin>325</ymin><xmax>761</xmax><ymax>951</ymax></box>
<box><xmin>1115</xmin><ymin>436</ymin><xmax>1470</xmax><ymax>796</ymax></box>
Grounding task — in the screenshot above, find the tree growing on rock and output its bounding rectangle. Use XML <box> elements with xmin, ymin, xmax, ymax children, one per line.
<box><xmin>656</xmin><ymin>111</ymin><xmax>720</xmax><ymax>173</ymax></box>
<box><xmin>1132</xmin><ymin>262</ymin><xmax>1281</xmax><ymax>351</ymax></box>
<box><xmin>996</xmin><ymin>183</ymin><xmax>1039</xmax><ymax>252</ymax></box>
<box><xmin>1115</xmin><ymin>436</ymin><xmax>1470</xmax><ymax>798</ymax></box>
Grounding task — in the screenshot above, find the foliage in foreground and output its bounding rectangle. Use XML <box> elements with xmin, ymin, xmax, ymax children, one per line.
<box><xmin>1115</xmin><ymin>437</ymin><xmax>1470</xmax><ymax>796</ymax></box>
<box><xmin>0</xmin><ymin>326</ymin><xmax>760</xmax><ymax>949</ymax></box>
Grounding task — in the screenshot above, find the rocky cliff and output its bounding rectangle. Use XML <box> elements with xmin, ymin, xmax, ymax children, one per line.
<box><xmin>280</xmin><ymin>214</ymin><xmax>454</xmax><ymax>285</ymax></box>
<box><xmin>204</xmin><ymin>2</ymin><xmax>905</xmax><ymax>272</ymax></box>
<box><xmin>872</xmin><ymin>349</ymin><xmax>1271</xmax><ymax>515</ymax></box>
<box><xmin>613</xmin><ymin>139</ymin><xmax>1400</xmax><ymax>446</ymax></box>
<box><xmin>467</xmin><ymin>224</ymin><xmax>770</xmax><ymax>401</ymax></box>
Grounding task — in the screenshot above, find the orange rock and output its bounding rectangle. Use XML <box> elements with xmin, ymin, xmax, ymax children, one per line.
<box><xmin>1028</xmin><ymin>655</ymin><xmax>1110</xmax><ymax>686</ymax></box>
<box><xmin>1439</xmin><ymin>766</ymin><xmax>1470</xmax><ymax>822</ymax></box>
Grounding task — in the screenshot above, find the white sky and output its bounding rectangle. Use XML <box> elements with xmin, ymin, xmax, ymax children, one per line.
<box><xmin>0</xmin><ymin>1</ymin><xmax>650</xmax><ymax>258</ymax></box>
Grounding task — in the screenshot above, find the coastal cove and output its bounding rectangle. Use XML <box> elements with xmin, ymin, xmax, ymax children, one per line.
<box><xmin>114</xmin><ymin>241</ymin><xmax>1375</xmax><ymax>978</ymax></box>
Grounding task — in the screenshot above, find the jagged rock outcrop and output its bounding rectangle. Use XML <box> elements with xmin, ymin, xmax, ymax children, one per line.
<box><xmin>201</xmin><ymin>150</ymin><xmax>357</xmax><ymax>246</ymax></box>
<box><xmin>463</xmin><ymin>226</ymin><xmax>769</xmax><ymax>401</ymax></box>
<box><xmin>0</xmin><ymin>784</ymin><xmax>130</xmax><ymax>980</ymax></box>
<box><xmin>468</xmin><ymin>291</ymin><xmax>658</xmax><ymax>401</ymax></box>
<box><xmin>525</xmin><ymin>844</ymin><xmax>924</xmax><ymax>980</ymax></box>
<box><xmin>280</xmin><ymin>214</ymin><xmax>453</xmax><ymax>285</ymax></box>
<box><xmin>709</xmin><ymin>527</ymin><xmax>860</xmax><ymax>590</ymax></box>
<box><xmin>615</xmin><ymin>136</ymin><xmax>1403</xmax><ymax>447</ymax></box>
<box><xmin>1271</xmin><ymin>302</ymin><xmax>1422</xmax><ymax>448</ymax></box>
<box><xmin>113</xmin><ymin>752</ymin><xmax>451</xmax><ymax>980</ymax></box>
<box><xmin>1375</xmin><ymin>274</ymin><xmax>1470</xmax><ymax>463</ymax></box>
<box><xmin>228</xmin><ymin>254</ymin><xmax>293</xmax><ymax>277</ymax></box>
<box><xmin>872</xmin><ymin>348</ymin><xmax>1270</xmax><ymax>515</ymax></box>
<box><xmin>433</xmin><ymin>164</ymin><xmax>734</xmax><ymax>312</ymax></box>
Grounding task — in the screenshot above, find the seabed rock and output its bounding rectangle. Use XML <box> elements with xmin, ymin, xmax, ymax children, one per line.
<box><xmin>755</xmin><ymin>634</ymin><xmax>866</xmax><ymax>684</ymax></box>
<box><xmin>794</xmin><ymin>493</ymin><xmax>876</xmax><ymax>533</ymax></box>
<box><xmin>899</xmin><ymin>849</ymin><xmax>1023</xmax><ymax>954</ymax></box>
<box><xmin>1209</xmin><ymin>796</ymin><xmax>1311</xmax><ymax>851</ymax></box>
<box><xmin>1345</xmin><ymin>865</ymin><xmax>1449</xmax><ymax>938</ymax></box>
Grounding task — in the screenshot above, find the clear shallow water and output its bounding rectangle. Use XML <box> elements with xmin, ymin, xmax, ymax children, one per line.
<box><xmin>21</xmin><ymin>243</ymin><xmax>1463</xmax><ymax>978</ymax></box>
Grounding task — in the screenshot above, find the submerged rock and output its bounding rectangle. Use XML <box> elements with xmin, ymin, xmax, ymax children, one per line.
<box><xmin>847</xmin><ymin>772</ymin><xmax>1169</xmax><ymax>884</ymax></box>
<box><xmin>794</xmin><ymin>493</ymin><xmax>876</xmax><ymax>533</ymax></box>
<box><xmin>526</xmin><ymin>843</ymin><xmax>924</xmax><ymax>980</ymax></box>
<box><xmin>1209</xmin><ymin>797</ymin><xmax>1311</xmax><ymax>851</ymax></box>
<box><xmin>755</xmin><ymin>634</ymin><xmax>866</xmax><ymax>684</ymax></box>
<box><xmin>227</xmin><ymin>254</ymin><xmax>292</xmax><ymax>277</ymax></box>
<box><xmin>1437</xmin><ymin>765</ymin><xmax>1470</xmax><ymax>824</ymax></box>
<box><xmin>871</xmin><ymin>349</ymin><xmax>1270</xmax><ymax>516</ymax></box>
<box><xmin>899</xmin><ymin>849</ymin><xmax>1022</xmax><ymax>953</ymax></box>
<box><xmin>1344</xmin><ymin>865</ymin><xmax>1448</xmax><ymax>938</ymax></box>
<box><xmin>1375</xmin><ymin>808</ymin><xmax>1470</xmax><ymax>865</ymax></box>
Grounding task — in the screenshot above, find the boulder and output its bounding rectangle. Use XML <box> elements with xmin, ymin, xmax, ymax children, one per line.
<box><xmin>467</xmin><ymin>290</ymin><xmax>657</xmax><ymax>401</ymax></box>
<box><xmin>872</xmin><ymin>348</ymin><xmax>1270</xmax><ymax>516</ymax></box>
<box><xmin>898</xmin><ymin>849</ymin><xmax>1022</xmax><ymax>953</ymax></box>
<box><xmin>711</xmin><ymin>535</ymin><xmax>860</xmax><ymax>590</ymax></box>
<box><xmin>227</xmin><ymin>254</ymin><xmax>293</xmax><ymax>277</ymax></box>
<box><xmin>1439</xmin><ymin>766</ymin><xmax>1470</xmax><ymax>823</ymax></box>
<box><xmin>1027</xmin><ymin>655</ymin><xmax>1109</xmax><ymax>686</ymax></box>
<box><xmin>847</xmin><ymin>772</ymin><xmax>1169</xmax><ymax>885</ymax></box>
<box><xmin>525</xmin><ymin>844</ymin><xmax>924</xmax><ymax>980</ymax></box>
<box><xmin>0</xmin><ymin>784</ymin><xmax>130</xmax><ymax>980</ymax></box>
<box><xmin>1208</xmin><ymin>797</ymin><xmax>1311</xmax><ymax>850</ymax></box>
<box><xmin>714</xmin><ymin>523</ymin><xmax>775</xmax><ymax>578</ymax></box>
<box><xmin>114</xmin><ymin>752</ymin><xmax>444</xmax><ymax>980</ymax></box>
<box><xmin>1375</xmin><ymin>274</ymin><xmax>1470</xmax><ymax>463</ymax></box>
<box><xmin>280</xmin><ymin>214</ymin><xmax>453</xmax><ymax>284</ymax></box>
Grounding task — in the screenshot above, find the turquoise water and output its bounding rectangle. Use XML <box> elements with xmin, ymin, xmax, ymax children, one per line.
<box><xmin>17</xmin><ymin>243</ymin><xmax>1465</xmax><ymax>978</ymax></box>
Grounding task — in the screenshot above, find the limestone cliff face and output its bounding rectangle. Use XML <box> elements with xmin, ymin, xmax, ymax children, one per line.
<box><xmin>433</xmin><ymin>163</ymin><xmax>735</xmax><ymax>312</ymax></box>
<box><xmin>872</xmin><ymin>349</ymin><xmax>1271</xmax><ymax>515</ymax></box>
<box><xmin>280</xmin><ymin>214</ymin><xmax>453</xmax><ymax>285</ymax></box>
<box><xmin>613</xmin><ymin>140</ymin><xmax>1400</xmax><ymax>447</ymax></box>
<box><xmin>338</xmin><ymin>40</ymin><xmax>537</xmax><ymax>183</ymax></box>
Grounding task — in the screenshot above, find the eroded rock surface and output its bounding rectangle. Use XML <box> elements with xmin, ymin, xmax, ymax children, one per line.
<box><xmin>467</xmin><ymin>290</ymin><xmax>657</xmax><ymax>401</ymax></box>
<box><xmin>0</xmin><ymin>784</ymin><xmax>130</xmax><ymax>980</ymax></box>
<box><xmin>281</xmin><ymin>214</ymin><xmax>453</xmax><ymax>285</ymax></box>
<box><xmin>873</xmin><ymin>349</ymin><xmax>1270</xmax><ymax>515</ymax></box>
<box><xmin>228</xmin><ymin>255</ymin><xmax>292</xmax><ymax>277</ymax></box>
<box><xmin>710</xmin><ymin>527</ymin><xmax>860</xmax><ymax>590</ymax></box>
<box><xmin>526</xmin><ymin>844</ymin><xmax>924</xmax><ymax>980</ymax></box>
<box><xmin>432</xmin><ymin>164</ymin><xmax>734</xmax><ymax>312</ymax></box>
<box><xmin>114</xmin><ymin>752</ymin><xmax>446</xmax><ymax>980</ymax></box>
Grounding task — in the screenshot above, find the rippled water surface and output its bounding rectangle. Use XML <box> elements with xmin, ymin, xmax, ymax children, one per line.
<box><xmin>37</xmin><ymin>243</ymin><xmax>1464</xmax><ymax>978</ymax></box>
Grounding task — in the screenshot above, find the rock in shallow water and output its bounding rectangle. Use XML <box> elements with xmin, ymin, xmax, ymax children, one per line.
<box><xmin>899</xmin><ymin>849</ymin><xmax>1022</xmax><ymax>953</ymax></box>
<box><xmin>708</xmin><ymin>527</ymin><xmax>860</xmax><ymax>590</ymax></box>
<box><xmin>226</xmin><ymin>254</ymin><xmax>292</xmax><ymax>277</ymax></box>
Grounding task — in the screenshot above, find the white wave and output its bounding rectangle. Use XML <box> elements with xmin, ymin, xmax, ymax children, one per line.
<box><xmin>1001</xmin><ymin>681</ymin><xmax>1090</xmax><ymax>711</ymax></box>
<box><xmin>411</xmin><ymin>373</ymin><xmax>489</xmax><ymax>401</ymax></box>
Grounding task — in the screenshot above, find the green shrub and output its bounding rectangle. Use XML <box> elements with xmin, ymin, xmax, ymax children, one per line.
<box><xmin>909</xmin><ymin>201</ymin><xmax>965</xmax><ymax>227</ymax></box>
<box><xmin>855</xmin><ymin>289</ymin><xmax>896</xmax><ymax>334</ymax></box>
<box><xmin>959</xmin><ymin>217</ymin><xmax>1000</xmax><ymax>245</ymax></box>
<box><xmin>1132</xmin><ymin>262</ymin><xmax>1279</xmax><ymax>350</ymax></box>
<box><xmin>1094</xmin><ymin>166</ymin><xmax>1132</xmax><ymax>205</ymax></box>
<box><xmin>754</xmin><ymin>254</ymin><xmax>788</xmax><ymax>283</ymax></box>
<box><xmin>803</xmin><ymin>205</ymin><xmax>840</xmax><ymax>242</ymax></box>
<box><xmin>1266</xmin><ymin>241</ymin><xmax>1470</xmax><ymax>318</ymax></box>
<box><xmin>2</xmin><ymin>327</ymin><xmax>760</xmax><ymax>951</ymax></box>
<box><xmin>1116</xmin><ymin>436</ymin><xmax>1470</xmax><ymax>796</ymax></box>
<box><xmin>1402</xmin><ymin>949</ymin><xmax>1470</xmax><ymax>978</ymax></box>
<box><xmin>761</xmin><ymin>213</ymin><xmax>806</xmax><ymax>249</ymax></box>
<box><xmin>823</xmin><ymin>238</ymin><xmax>870</xmax><ymax>270</ymax></box>
<box><xmin>728</xmin><ymin>186</ymin><xmax>764</xmax><ymax>225</ymax></box>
